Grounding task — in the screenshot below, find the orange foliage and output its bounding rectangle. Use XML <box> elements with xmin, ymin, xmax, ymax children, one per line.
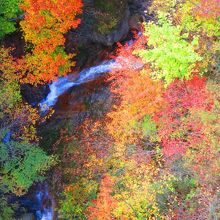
<box><xmin>87</xmin><ymin>175</ymin><xmax>117</xmax><ymax>220</ymax></box>
<box><xmin>106</xmin><ymin>34</ymin><xmax>164</xmax><ymax>146</ymax></box>
<box><xmin>107</xmin><ymin>67</ymin><xmax>164</xmax><ymax>145</ymax></box>
<box><xmin>22</xmin><ymin>51</ymin><xmax>74</xmax><ymax>84</ymax></box>
<box><xmin>61</xmin><ymin>119</ymin><xmax>112</xmax><ymax>180</ymax></box>
<box><xmin>194</xmin><ymin>0</ymin><xmax>220</xmax><ymax>19</ymax></box>
<box><xmin>20</xmin><ymin>0</ymin><xmax>82</xmax><ymax>52</ymax></box>
<box><xmin>20</xmin><ymin>0</ymin><xmax>83</xmax><ymax>84</ymax></box>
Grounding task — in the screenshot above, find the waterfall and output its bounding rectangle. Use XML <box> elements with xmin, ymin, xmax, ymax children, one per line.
<box><xmin>39</xmin><ymin>32</ymin><xmax>143</xmax><ymax>112</ymax></box>
<box><xmin>39</xmin><ymin>60</ymin><xmax>122</xmax><ymax>112</ymax></box>
<box><xmin>35</xmin><ymin>184</ymin><xmax>54</xmax><ymax>220</ymax></box>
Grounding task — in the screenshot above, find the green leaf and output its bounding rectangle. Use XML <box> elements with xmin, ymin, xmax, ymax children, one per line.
<box><xmin>135</xmin><ymin>16</ymin><xmax>202</xmax><ymax>85</ymax></box>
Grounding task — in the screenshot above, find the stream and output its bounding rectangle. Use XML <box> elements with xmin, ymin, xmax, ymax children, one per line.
<box><xmin>19</xmin><ymin>60</ymin><xmax>124</xmax><ymax>220</ymax></box>
<box><xmin>20</xmin><ymin>34</ymin><xmax>142</xmax><ymax>220</ymax></box>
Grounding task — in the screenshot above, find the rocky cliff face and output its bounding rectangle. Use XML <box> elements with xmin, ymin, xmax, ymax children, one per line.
<box><xmin>87</xmin><ymin>6</ymin><xmax>130</xmax><ymax>46</ymax></box>
<box><xmin>128</xmin><ymin>0</ymin><xmax>152</xmax><ymax>17</ymax></box>
<box><xmin>64</xmin><ymin>0</ymin><xmax>149</xmax><ymax>73</ymax></box>
<box><xmin>67</xmin><ymin>0</ymin><xmax>149</xmax><ymax>48</ymax></box>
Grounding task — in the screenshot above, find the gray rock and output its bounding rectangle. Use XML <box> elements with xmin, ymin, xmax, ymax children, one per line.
<box><xmin>19</xmin><ymin>213</ymin><xmax>35</xmax><ymax>220</ymax></box>
<box><xmin>129</xmin><ymin>13</ymin><xmax>144</xmax><ymax>31</ymax></box>
<box><xmin>88</xmin><ymin>6</ymin><xmax>130</xmax><ymax>46</ymax></box>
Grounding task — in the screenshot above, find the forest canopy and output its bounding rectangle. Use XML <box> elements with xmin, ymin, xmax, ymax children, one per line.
<box><xmin>0</xmin><ymin>0</ymin><xmax>219</xmax><ymax>219</ymax></box>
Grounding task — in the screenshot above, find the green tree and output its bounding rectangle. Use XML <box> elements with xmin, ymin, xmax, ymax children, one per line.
<box><xmin>0</xmin><ymin>47</ymin><xmax>23</xmax><ymax>113</ymax></box>
<box><xmin>136</xmin><ymin>16</ymin><xmax>202</xmax><ymax>85</ymax></box>
<box><xmin>0</xmin><ymin>129</ymin><xmax>56</xmax><ymax>196</ymax></box>
<box><xmin>0</xmin><ymin>197</ymin><xmax>16</xmax><ymax>220</ymax></box>
<box><xmin>0</xmin><ymin>0</ymin><xmax>22</xmax><ymax>39</ymax></box>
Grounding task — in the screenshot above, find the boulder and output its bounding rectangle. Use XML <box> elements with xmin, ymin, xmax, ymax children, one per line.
<box><xmin>88</xmin><ymin>6</ymin><xmax>130</xmax><ymax>46</ymax></box>
<box><xmin>129</xmin><ymin>13</ymin><xmax>144</xmax><ymax>31</ymax></box>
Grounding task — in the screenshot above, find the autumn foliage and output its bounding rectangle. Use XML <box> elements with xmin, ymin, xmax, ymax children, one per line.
<box><xmin>20</xmin><ymin>0</ymin><xmax>82</xmax><ymax>48</ymax></box>
<box><xmin>58</xmin><ymin>3</ymin><xmax>219</xmax><ymax>216</ymax></box>
<box><xmin>0</xmin><ymin>0</ymin><xmax>219</xmax><ymax>219</ymax></box>
<box><xmin>58</xmin><ymin>0</ymin><xmax>219</xmax><ymax>217</ymax></box>
<box><xmin>87</xmin><ymin>175</ymin><xmax>117</xmax><ymax>220</ymax></box>
<box><xmin>107</xmin><ymin>68</ymin><xmax>164</xmax><ymax>146</ymax></box>
<box><xmin>20</xmin><ymin>0</ymin><xmax>83</xmax><ymax>84</ymax></box>
<box><xmin>194</xmin><ymin>0</ymin><xmax>220</xmax><ymax>19</ymax></box>
<box><xmin>107</xmin><ymin>37</ymin><xmax>164</xmax><ymax>146</ymax></box>
<box><xmin>154</xmin><ymin>76</ymin><xmax>213</xmax><ymax>157</ymax></box>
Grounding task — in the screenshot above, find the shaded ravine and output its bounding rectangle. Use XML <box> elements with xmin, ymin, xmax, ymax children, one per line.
<box><xmin>32</xmin><ymin>34</ymin><xmax>143</xmax><ymax>220</ymax></box>
<box><xmin>9</xmin><ymin>53</ymin><xmax>129</xmax><ymax>220</ymax></box>
<box><xmin>37</xmin><ymin>61</ymin><xmax>122</xmax><ymax>220</ymax></box>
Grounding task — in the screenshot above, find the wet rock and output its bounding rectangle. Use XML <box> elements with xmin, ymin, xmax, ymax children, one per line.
<box><xmin>21</xmin><ymin>84</ymin><xmax>50</xmax><ymax>107</ymax></box>
<box><xmin>50</xmin><ymin>75</ymin><xmax>112</xmax><ymax>126</ymax></box>
<box><xmin>129</xmin><ymin>13</ymin><xmax>144</xmax><ymax>31</ymax></box>
<box><xmin>66</xmin><ymin>0</ymin><xmax>151</xmax><ymax>68</ymax></box>
<box><xmin>128</xmin><ymin>0</ymin><xmax>149</xmax><ymax>13</ymax></box>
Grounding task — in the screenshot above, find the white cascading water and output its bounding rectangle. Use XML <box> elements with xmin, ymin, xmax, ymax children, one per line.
<box><xmin>39</xmin><ymin>60</ymin><xmax>122</xmax><ymax>112</ymax></box>
<box><xmin>35</xmin><ymin>184</ymin><xmax>54</xmax><ymax>220</ymax></box>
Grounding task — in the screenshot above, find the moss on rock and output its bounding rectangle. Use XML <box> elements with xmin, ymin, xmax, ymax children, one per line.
<box><xmin>93</xmin><ymin>0</ymin><xmax>127</xmax><ymax>34</ymax></box>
